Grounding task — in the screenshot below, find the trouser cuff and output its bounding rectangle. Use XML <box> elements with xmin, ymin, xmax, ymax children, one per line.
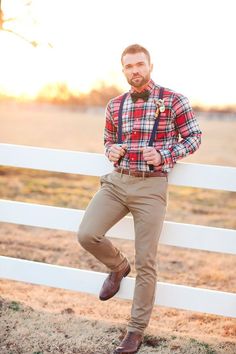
<box><xmin>126</xmin><ymin>326</ymin><xmax>145</xmax><ymax>336</ymax></box>
<box><xmin>110</xmin><ymin>257</ymin><xmax>129</xmax><ymax>272</ymax></box>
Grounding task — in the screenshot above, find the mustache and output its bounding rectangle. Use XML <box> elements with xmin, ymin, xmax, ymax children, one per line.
<box><xmin>132</xmin><ymin>75</ymin><xmax>143</xmax><ymax>79</ymax></box>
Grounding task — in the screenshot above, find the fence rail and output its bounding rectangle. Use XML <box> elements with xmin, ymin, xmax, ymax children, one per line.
<box><xmin>0</xmin><ymin>143</ymin><xmax>236</xmax><ymax>318</ymax></box>
<box><xmin>1</xmin><ymin>143</ymin><xmax>236</xmax><ymax>190</ymax></box>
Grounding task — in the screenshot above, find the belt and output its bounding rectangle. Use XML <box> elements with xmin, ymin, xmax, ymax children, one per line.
<box><xmin>114</xmin><ymin>168</ymin><xmax>167</xmax><ymax>178</ymax></box>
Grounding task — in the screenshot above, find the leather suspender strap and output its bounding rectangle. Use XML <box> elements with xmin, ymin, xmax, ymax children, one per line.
<box><xmin>118</xmin><ymin>93</ymin><xmax>128</xmax><ymax>145</ymax></box>
<box><xmin>117</xmin><ymin>92</ymin><xmax>128</xmax><ymax>166</ymax></box>
<box><xmin>117</xmin><ymin>87</ymin><xmax>164</xmax><ymax>170</ymax></box>
<box><xmin>148</xmin><ymin>86</ymin><xmax>164</xmax><ymax>171</ymax></box>
<box><xmin>148</xmin><ymin>86</ymin><xmax>164</xmax><ymax>147</ymax></box>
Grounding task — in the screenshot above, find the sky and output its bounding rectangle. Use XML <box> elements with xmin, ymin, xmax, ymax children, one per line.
<box><xmin>0</xmin><ymin>0</ymin><xmax>236</xmax><ymax>106</ymax></box>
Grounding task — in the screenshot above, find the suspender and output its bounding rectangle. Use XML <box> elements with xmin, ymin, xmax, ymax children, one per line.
<box><xmin>118</xmin><ymin>92</ymin><xmax>129</xmax><ymax>145</ymax></box>
<box><xmin>148</xmin><ymin>87</ymin><xmax>164</xmax><ymax>147</ymax></box>
<box><xmin>117</xmin><ymin>87</ymin><xmax>164</xmax><ymax>170</ymax></box>
<box><xmin>148</xmin><ymin>86</ymin><xmax>164</xmax><ymax>170</ymax></box>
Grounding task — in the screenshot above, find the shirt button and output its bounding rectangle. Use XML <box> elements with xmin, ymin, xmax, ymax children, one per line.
<box><xmin>131</xmin><ymin>158</ymin><xmax>134</xmax><ymax>161</ymax></box>
<box><xmin>134</xmin><ymin>132</ymin><xmax>136</xmax><ymax>134</ymax></box>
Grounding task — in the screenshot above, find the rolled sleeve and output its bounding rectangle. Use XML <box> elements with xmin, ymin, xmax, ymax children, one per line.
<box><xmin>104</xmin><ymin>100</ymin><xmax>117</xmax><ymax>158</ymax></box>
<box><xmin>158</xmin><ymin>94</ymin><xmax>202</xmax><ymax>171</ymax></box>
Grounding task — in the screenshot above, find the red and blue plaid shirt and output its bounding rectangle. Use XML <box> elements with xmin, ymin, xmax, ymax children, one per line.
<box><xmin>104</xmin><ymin>79</ymin><xmax>202</xmax><ymax>173</ymax></box>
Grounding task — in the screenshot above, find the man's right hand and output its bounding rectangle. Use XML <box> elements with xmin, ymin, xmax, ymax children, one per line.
<box><xmin>108</xmin><ymin>144</ymin><xmax>127</xmax><ymax>162</ymax></box>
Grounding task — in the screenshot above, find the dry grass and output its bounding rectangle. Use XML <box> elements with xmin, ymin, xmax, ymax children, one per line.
<box><xmin>2</xmin><ymin>297</ymin><xmax>235</xmax><ymax>354</ymax></box>
<box><xmin>0</xmin><ymin>102</ymin><xmax>236</xmax><ymax>353</ymax></box>
<box><xmin>1</xmin><ymin>165</ymin><xmax>235</xmax><ymax>231</ymax></box>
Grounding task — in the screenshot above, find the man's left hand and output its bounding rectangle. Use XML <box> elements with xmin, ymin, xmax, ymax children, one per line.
<box><xmin>142</xmin><ymin>147</ymin><xmax>162</xmax><ymax>166</ymax></box>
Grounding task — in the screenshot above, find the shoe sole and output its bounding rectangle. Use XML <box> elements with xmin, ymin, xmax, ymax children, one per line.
<box><xmin>114</xmin><ymin>341</ymin><xmax>142</xmax><ymax>353</ymax></box>
<box><xmin>99</xmin><ymin>264</ymin><xmax>131</xmax><ymax>301</ymax></box>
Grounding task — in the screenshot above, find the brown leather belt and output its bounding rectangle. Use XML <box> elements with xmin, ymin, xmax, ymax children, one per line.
<box><xmin>114</xmin><ymin>168</ymin><xmax>167</xmax><ymax>178</ymax></box>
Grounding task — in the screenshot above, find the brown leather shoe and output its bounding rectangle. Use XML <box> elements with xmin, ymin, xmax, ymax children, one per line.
<box><xmin>99</xmin><ymin>262</ymin><xmax>131</xmax><ymax>301</ymax></box>
<box><xmin>114</xmin><ymin>331</ymin><xmax>143</xmax><ymax>353</ymax></box>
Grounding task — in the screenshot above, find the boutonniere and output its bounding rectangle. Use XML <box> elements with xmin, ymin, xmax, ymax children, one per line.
<box><xmin>154</xmin><ymin>98</ymin><xmax>165</xmax><ymax>117</ymax></box>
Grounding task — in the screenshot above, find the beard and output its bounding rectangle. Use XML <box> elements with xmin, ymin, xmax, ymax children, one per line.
<box><xmin>128</xmin><ymin>73</ymin><xmax>150</xmax><ymax>88</ymax></box>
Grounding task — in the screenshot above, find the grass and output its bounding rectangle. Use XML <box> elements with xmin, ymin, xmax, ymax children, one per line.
<box><xmin>0</xmin><ymin>166</ymin><xmax>235</xmax><ymax>229</ymax></box>
<box><xmin>1</xmin><ymin>297</ymin><xmax>234</xmax><ymax>354</ymax></box>
<box><xmin>9</xmin><ymin>301</ymin><xmax>21</xmax><ymax>312</ymax></box>
<box><xmin>189</xmin><ymin>338</ymin><xmax>217</xmax><ymax>354</ymax></box>
<box><xmin>0</xmin><ymin>108</ymin><xmax>236</xmax><ymax>354</ymax></box>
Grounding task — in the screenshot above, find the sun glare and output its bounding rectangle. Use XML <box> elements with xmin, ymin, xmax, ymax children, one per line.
<box><xmin>0</xmin><ymin>0</ymin><xmax>235</xmax><ymax>106</ymax></box>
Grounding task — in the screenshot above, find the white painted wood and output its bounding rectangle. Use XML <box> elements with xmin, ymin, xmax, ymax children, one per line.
<box><xmin>1</xmin><ymin>143</ymin><xmax>236</xmax><ymax>318</ymax></box>
<box><xmin>0</xmin><ymin>199</ymin><xmax>82</xmax><ymax>232</ymax></box>
<box><xmin>1</xmin><ymin>143</ymin><xmax>236</xmax><ymax>191</ymax></box>
<box><xmin>1</xmin><ymin>199</ymin><xmax>236</xmax><ymax>255</ymax></box>
<box><xmin>160</xmin><ymin>222</ymin><xmax>236</xmax><ymax>254</ymax></box>
<box><xmin>0</xmin><ymin>143</ymin><xmax>111</xmax><ymax>176</ymax></box>
<box><xmin>1</xmin><ymin>256</ymin><xmax>236</xmax><ymax>318</ymax></box>
<box><xmin>169</xmin><ymin>162</ymin><xmax>236</xmax><ymax>192</ymax></box>
<box><xmin>156</xmin><ymin>282</ymin><xmax>236</xmax><ymax>318</ymax></box>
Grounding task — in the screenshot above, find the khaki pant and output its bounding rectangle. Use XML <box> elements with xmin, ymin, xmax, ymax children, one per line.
<box><xmin>77</xmin><ymin>171</ymin><xmax>168</xmax><ymax>334</ymax></box>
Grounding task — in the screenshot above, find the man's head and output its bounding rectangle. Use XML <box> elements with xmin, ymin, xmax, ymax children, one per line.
<box><xmin>121</xmin><ymin>44</ymin><xmax>153</xmax><ymax>91</ymax></box>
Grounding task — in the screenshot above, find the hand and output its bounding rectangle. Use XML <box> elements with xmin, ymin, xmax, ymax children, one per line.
<box><xmin>142</xmin><ymin>147</ymin><xmax>162</xmax><ymax>166</ymax></box>
<box><xmin>108</xmin><ymin>144</ymin><xmax>127</xmax><ymax>162</ymax></box>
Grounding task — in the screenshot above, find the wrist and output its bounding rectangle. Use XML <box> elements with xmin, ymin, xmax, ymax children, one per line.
<box><xmin>108</xmin><ymin>151</ymin><xmax>113</xmax><ymax>162</ymax></box>
<box><xmin>156</xmin><ymin>150</ymin><xmax>163</xmax><ymax>164</ymax></box>
<box><xmin>152</xmin><ymin>150</ymin><xmax>162</xmax><ymax>166</ymax></box>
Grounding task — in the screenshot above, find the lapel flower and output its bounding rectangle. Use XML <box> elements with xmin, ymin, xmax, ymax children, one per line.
<box><xmin>154</xmin><ymin>98</ymin><xmax>165</xmax><ymax>117</ymax></box>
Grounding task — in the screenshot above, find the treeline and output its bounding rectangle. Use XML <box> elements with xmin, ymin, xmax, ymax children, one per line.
<box><xmin>36</xmin><ymin>82</ymin><xmax>236</xmax><ymax>112</ymax></box>
<box><xmin>0</xmin><ymin>83</ymin><xmax>235</xmax><ymax>113</ymax></box>
<box><xmin>36</xmin><ymin>82</ymin><xmax>122</xmax><ymax>107</ymax></box>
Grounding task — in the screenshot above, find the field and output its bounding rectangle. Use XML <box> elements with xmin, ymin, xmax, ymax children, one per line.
<box><xmin>0</xmin><ymin>102</ymin><xmax>236</xmax><ymax>354</ymax></box>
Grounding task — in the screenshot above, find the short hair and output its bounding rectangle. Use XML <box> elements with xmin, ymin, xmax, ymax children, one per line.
<box><xmin>121</xmin><ymin>44</ymin><xmax>151</xmax><ymax>64</ymax></box>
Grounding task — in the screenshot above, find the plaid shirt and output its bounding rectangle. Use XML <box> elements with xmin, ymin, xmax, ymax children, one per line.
<box><xmin>104</xmin><ymin>79</ymin><xmax>202</xmax><ymax>173</ymax></box>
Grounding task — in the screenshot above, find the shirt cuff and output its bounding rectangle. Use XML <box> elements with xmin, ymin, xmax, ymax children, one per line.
<box><xmin>157</xmin><ymin>148</ymin><xmax>174</xmax><ymax>168</ymax></box>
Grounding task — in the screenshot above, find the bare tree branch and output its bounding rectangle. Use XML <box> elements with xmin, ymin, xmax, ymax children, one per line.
<box><xmin>0</xmin><ymin>0</ymin><xmax>53</xmax><ymax>48</ymax></box>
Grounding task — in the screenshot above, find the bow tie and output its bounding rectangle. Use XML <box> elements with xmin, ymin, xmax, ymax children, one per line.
<box><xmin>131</xmin><ymin>90</ymin><xmax>150</xmax><ymax>103</ymax></box>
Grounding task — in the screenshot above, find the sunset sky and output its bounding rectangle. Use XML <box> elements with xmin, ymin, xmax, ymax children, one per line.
<box><xmin>0</xmin><ymin>0</ymin><xmax>235</xmax><ymax>106</ymax></box>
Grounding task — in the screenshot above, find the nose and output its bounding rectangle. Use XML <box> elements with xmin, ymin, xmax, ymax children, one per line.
<box><xmin>132</xmin><ymin>66</ymin><xmax>140</xmax><ymax>75</ymax></box>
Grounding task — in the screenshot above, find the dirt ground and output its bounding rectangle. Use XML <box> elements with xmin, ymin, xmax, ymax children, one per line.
<box><xmin>0</xmin><ymin>102</ymin><xmax>236</xmax><ymax>353</ymax></box>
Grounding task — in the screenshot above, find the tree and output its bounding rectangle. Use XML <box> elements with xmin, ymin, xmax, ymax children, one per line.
<box><xmin>0</xmin><ymin>0</ymin><xmax>52</xmax><ymax>47</ymax></box>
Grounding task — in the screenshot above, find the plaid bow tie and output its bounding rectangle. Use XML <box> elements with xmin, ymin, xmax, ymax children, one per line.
<box><xmin>131</xmin><ymin>90</ymin><xmax>150</xmax><ymax>103</ymax></box>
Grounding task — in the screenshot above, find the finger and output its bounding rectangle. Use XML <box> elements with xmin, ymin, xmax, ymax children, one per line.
<box><xmin>116</xmin><ymin>143</ymin><xmax>127</xmax><ymax>150</ymax></box>
<box><xmin>111</xmin><ymin>151</ymin><xmax>121</xmax><ymax>159</ymax></box>
<box><xmin>116</xmin><ymin>144</ymin><xmax>127</xmax><ymax>156</ymax></box>
<box><xmin>142</xmin><ymin>147</ymin><xmax>154</xmax><ymax>154</ymax></box>
<box><xmin>113</xmin><ymin>146</ymin><xmax>122</xmax><ymax>153</ymax></box>
<box><xmin>143</xmin><ymin>157</ymin><xmax>152</xmax><ymax>162</ymax></box>
<box><xmin>144</xmin><ymin>147</ymin><xmax>154</xmax><ymax>152</ymax></box>
<box><xmin>144</xmin><ymin>153</ymin><xmax>156</xmax><ymax>161</ymax></box>
<box><xmin>112</xmin><ymin>145</ymin><xmax>122</xmax><ymax>152</ymax></box>
<box><xmin>142</xmin><ymin>149</ymin><xmax>150</xmax><ymax>155</ymax></box>
<box><xmin>144</xmin><ymin>157</ymin><xmax>154</xmax><ymax>163</ymax></box>
<box><xmin>143</xmin><ymin>152</ymin><xmax>155</xmax><ymax>159</ymax></box>
<box><xmin>111</xmin><ymin>155</ymin><xmax>119</xmax><ymax>162</ymax></box>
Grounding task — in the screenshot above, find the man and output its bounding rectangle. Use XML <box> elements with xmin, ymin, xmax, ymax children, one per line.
<box><xmin>77</xmin><ymin>44</ymin><xmax>202</xmax><ymax>354</ymax></box>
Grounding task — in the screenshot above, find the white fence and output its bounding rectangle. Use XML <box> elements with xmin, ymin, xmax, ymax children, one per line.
<box><xmin>0</xmin><ymin>143</ymin><xmax>236</xmax><ymax>318</ymax></box>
